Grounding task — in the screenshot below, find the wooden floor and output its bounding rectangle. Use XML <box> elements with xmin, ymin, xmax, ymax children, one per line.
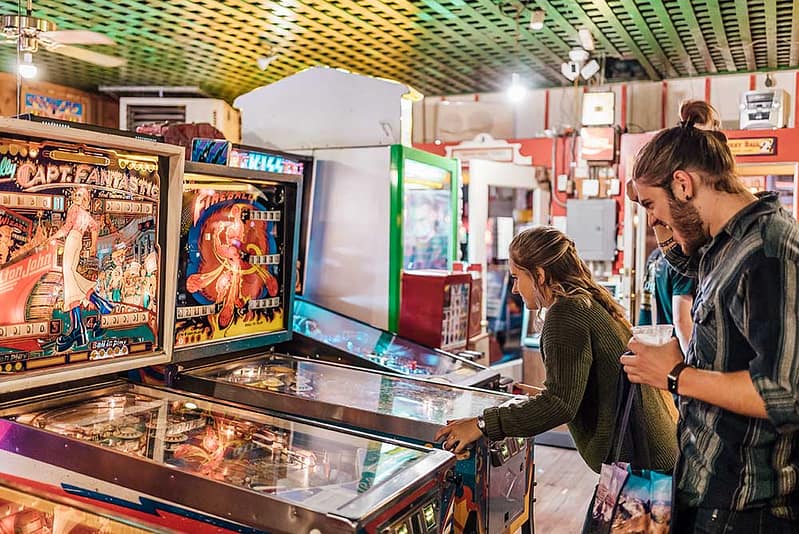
<box><xmin>532</xmin><ymin>444</ymin><xmax>597</xmax><ymax>534</ymax></box>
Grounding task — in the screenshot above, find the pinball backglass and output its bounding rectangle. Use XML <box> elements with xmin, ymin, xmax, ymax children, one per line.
<box><xmin>173</xmin><ymin>162</ymin><xmax>300</xmax><ymax>360</ymax></box>
<box><xmin>0</xmin><ymin>120</ymin><xmax>181</xmax><ymax>386</ymax></box>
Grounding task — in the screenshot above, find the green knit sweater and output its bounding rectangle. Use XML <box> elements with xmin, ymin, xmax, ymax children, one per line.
<box><xmin>483</xmin><ymin>296</ymin><xmax>678</xmax><ymax>473</ymax></box>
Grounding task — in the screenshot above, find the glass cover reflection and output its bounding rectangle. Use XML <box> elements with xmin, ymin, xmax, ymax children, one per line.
<box><xmin>8</xmin><ymin>385</ymin><xmax>426</xmax><ymax>513</ymax></box>
<box><xmin>0</xmin><ymin>481</ymin><xmax>154</xmax><ymax>533</ymax></box>
<box><xmin>201</xmin><ymin>356</ymin><xmax>507</xmax><ymax>425</ymax></box>
<box><xmin>293</xmin><ymin>298</ymin><xmax>481</xmax><ymax>380</ymax></box>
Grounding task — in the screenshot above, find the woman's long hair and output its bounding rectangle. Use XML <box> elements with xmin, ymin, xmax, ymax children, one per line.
<box><xmin>509</xmin><ymin>226</ymin><xmax>631</xmax><ymax>329</ymax></box>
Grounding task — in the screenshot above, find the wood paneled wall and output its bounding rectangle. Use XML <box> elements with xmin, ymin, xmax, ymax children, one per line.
<box><xmin>0</xmin><ymin>73</ymin><xmax>118</xmax><ymax>128</ymax></box>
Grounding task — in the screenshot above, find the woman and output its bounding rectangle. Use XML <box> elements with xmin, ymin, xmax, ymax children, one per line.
<box><xmin>47</xmin><ymin>187</ymin><xmax>113</xmax><ymax>351</ymax></box>
<box><xmin>435</xmin><ymin>226</ymin><xmax>677</xmax><ymax>473</ymax></box>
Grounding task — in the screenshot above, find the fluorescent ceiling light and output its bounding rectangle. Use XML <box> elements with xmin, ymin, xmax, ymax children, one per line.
<box><xmin>507</xmin><ymin>72</ymin><xmax>526</xmax><ymax>102</ymax></box>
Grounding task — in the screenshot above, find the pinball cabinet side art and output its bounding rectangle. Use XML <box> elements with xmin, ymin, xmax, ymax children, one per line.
<box><xmin>0</xmin><ymin>117</ymin><xmax>184</xmax><ymax>393</ymax></box>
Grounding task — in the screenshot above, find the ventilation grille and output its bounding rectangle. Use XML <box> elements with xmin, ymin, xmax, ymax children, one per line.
<box><xmin>125</xmin><ymin>105</ymin><xmax>187</xmax><ymax>131</ymax></box>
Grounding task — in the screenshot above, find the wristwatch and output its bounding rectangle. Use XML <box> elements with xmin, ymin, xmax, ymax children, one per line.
<box><xmin>667</xmin><ymin>362</ymin><xmax>690</xmax><ymax>394</ymax></box>
<box><xmin>476</xmin><ymin>415</ymin><xmax>488</xmax><ymax>437</ymax></box>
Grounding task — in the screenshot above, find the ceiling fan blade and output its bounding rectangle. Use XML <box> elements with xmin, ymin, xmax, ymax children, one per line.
<box><xmin>40</xmin><ymin>30</ymin><xmax>116</xmax><ymax>46</ymax></box>
<box><xmin>50</xmin><ymin>45</ymin><xmax>126</xmax><ymax>67</ymax></box>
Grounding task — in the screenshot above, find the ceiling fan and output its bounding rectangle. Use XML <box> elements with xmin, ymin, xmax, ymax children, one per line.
<box><xmin>2</xmin><ymin>0</ymin><xmax>126</xmax><ymax>68</ymax></box>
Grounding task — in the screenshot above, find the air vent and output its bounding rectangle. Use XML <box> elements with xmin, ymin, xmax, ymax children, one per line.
<box><xmin>125</xmin><ymin>105</ymin><xmax>187</xmax><ymax>131</ymax></box>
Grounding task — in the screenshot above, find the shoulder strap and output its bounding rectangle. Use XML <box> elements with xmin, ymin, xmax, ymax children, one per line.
<box><xmin>607</xmin><ymin>363</ymin><xmax>653</xmax><ymax>468</ymax></box>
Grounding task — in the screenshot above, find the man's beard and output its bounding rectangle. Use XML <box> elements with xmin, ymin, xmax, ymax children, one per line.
<box><xmin>668</xmin><ymin>194</ymin><xmax>710</xmax><ymax>256</ymax></box>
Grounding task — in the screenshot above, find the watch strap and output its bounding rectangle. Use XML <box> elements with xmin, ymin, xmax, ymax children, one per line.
<box><xmin>667</xmin><ymin>361</ymin><xmax>689</xmax><ymax>394</ymax></box>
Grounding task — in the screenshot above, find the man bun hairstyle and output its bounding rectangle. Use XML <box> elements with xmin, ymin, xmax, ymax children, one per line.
<box><xmin>633</xmin><ymin>100</ymin><xmax>746</xmax><ymax>195</ymax></box>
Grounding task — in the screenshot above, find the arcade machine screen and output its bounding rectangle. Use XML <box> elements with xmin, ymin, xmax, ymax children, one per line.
<box><xmin>292</xmin><ymin>298</ymin><xmax>483</xmax><ymax>380</ymax></box>
<box><xmin>7</xmin><ymin>384</ymin><xmax>427</xmax><ymax>510</ymax></box>
<box><xmin>174</xmin><ymin>172</ymin><xmax>288</xmax><ymax>348</ymax></box>
<box><xmin>0</xmin><ymin>135</ymin><xmax>163</xmax><ymax>373</ymax></box>
<box><xmin>402</xmin><ymin>159</ymin><xmax>452</xmax><ymax>271</ymax></box>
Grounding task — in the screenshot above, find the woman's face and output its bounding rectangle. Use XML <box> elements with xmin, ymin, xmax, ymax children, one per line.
<box><xmin>74</xmin><ymin>189</ymin><xmax>89</xmax><ymax>208</ymax></box>
<box><xmin>509</xmin><ymin>259</ymin><xmax>551</xmax><ymax>311</ymax></box>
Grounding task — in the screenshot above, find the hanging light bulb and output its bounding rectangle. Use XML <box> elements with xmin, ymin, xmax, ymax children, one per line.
<box><xmin>18</xmin><ymin>53</ymin><xmax>37</xmax><ymax>79</ymax></box>
<box><xmin>529</xmin><ymin>9</ymin><xmax>545</xmax><ymax>31</ymax></box>
<box><xmin>507</xmin><ymin>72</ymin><xmax>526</xmax><ymax>103</ymax></box>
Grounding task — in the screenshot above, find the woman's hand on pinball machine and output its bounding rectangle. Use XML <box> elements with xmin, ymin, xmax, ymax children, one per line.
<box><xmin>434</xmin><ymin>417</ymin><xmax>483</xmax><ymax>454</ymax></box>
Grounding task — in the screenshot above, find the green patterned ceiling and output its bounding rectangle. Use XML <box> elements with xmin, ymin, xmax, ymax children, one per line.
<box><xmin>1</xmin><ymin>0</ymin><xmax>798</xmax><ymax>101</ymax></box>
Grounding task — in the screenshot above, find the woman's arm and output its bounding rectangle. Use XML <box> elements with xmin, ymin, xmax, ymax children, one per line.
<box><xmin>49</xmin><ymin>205</ymin><xmax>77</xmax><ymax>241</ymax></box>
<box><xmin>436</xmin><ymin>303</ymin><xmax>595</xmax><ymax>452</ymax></box>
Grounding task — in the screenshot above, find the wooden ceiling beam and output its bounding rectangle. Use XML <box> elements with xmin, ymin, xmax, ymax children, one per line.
<box><xmin>373</xmin><ymin>0</ymin><xmax>555</xmax><ymax>89</ymax></box>
<box><xmin>464</xmin><ymin>0</ymin><xmax>574</xmax><ymax>85</ymax></box>
<box><xmin>617</xmin><ymin>0</ymin><xmax>678</xmax><ymax>78</ymax></box>
<box><xmin>764</xmin><ymin>0</ymin><xmax>778</xmax><ymax>68</ymax></box>
<box><xmin>146</xmin><ymin>0</ymin><xmax>464</xmax><ymax>95</ymax></box>
<box><xmin>675</xmin><ymin>0</ymin><xmax>718</xmax><ymax>73</ymax></box>
<box><xmin>791</xmin><ymin>0</ymin><xmax>799</xmax><ymax>66</ymax></box>
<box><xmin>246</xmin><ymin>0</ymin><xmax>477</xmax><ymax>93</ymax></box>
<box><xmin>312</xmin><ymin>0</ymin><xmax>513</xmax><ymax>91</ymax></box>
<box><xmin>590</xmin><ymin>0</ymin><xmax>664</xmax><ymax>80</ymax></box>
<box><xmin>640</xmin><ymin>0</ymin><xmax>697</xmax><ymax>75</ymax></box>
<box><xmin>540</xmin><ymin>0</ymin><xmax>621</xmax><ymax>57</ymax></box>
<box><xmin>705</xmin><ymin>0</ymin><xmax>737</xmax><ymax>71</ymax></box>
<box><xmin>734</xmin><ymin>0</ymin><xmax>757</xmax><ymax>70</ymax></box>
<box><xmin>531</xmin><ymin>0</ymin><xmax>611</xmax><ymax>54</ymax></box>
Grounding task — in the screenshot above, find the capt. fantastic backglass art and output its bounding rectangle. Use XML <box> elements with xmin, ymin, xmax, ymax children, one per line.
<box><xmin>0</xmin><ymin>135</ymin><xmax>162</xmax><ymax>373</ymax></box>
<box><xmin>174</xmin><ymin>173</ymin><xmax>287</xmax><ymax>347</ymax></box>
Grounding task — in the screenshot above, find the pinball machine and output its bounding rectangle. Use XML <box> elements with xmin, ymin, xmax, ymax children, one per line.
<box><xmin>171</xmin><ymin>159</ymin><xmax>297</xmax><ymax>354</ymax></box>
<box><xmin>172</xmin><ymin>351</ymin><xmax>537</xmax><ymax>534</ymax></box>
<box><xmin>0</xmin><ymin>117</ymin><xmax>457</xmax><ymax>534</ymax></box>
<box><xmin>281</xmin><ymin>297</ymin><xmax>501</xmax><ymax>390</ymax></box>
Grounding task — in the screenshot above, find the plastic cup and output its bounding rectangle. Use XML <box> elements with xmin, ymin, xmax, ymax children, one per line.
<box><xmin>631</xmin><ymin>325</ymin><xmax>673</xmax><ymax>346</ymax></box>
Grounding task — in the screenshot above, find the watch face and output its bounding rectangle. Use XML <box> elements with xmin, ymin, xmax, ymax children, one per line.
<box><xmin>477</xmin><ymin>416</ymin><xmax>485</xmax><ymax>430</ymax></box>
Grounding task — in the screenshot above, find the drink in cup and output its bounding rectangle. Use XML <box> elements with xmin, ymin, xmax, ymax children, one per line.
<box><xmin>631</xmin><ymin>325</ymin><xmax>674</xmax><ymax>346</ymax></box>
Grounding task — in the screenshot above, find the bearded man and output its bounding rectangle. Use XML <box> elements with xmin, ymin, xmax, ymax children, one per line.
<box><xmin>622</xmin><ymin>100</ymin><xmax>799</xmax><ymax>533</ymax></box>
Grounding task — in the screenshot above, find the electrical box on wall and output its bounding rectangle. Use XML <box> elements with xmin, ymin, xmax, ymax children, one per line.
<box><xmin>566</xmin><ymin>199</ymin><xmax>617</xmax><ymax>261</ymax></box>
<box><xmin>582</xmin><ymin>92</ymin><xmax>615</xmax><ymax>126</ymax></box>
<box><xmin>119</xmin><ymin>97</ymin><xmax>241</xmax><ymax>142</ymax></box>
<box><xmin>580</xmin><ymin>127</ymin><xmax>617</xmax><ymax>164</ymax></box>
<box><xmin>739</xmin><ymin>89</ymin><xmax>788</xmax><ymax>130</ymax></box>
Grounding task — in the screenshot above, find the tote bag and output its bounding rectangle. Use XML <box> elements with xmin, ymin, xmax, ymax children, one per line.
<box><xmin>583</xmin><ymin>375</ymin><xmax>673</xmax><ymax>534</ymax></box>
